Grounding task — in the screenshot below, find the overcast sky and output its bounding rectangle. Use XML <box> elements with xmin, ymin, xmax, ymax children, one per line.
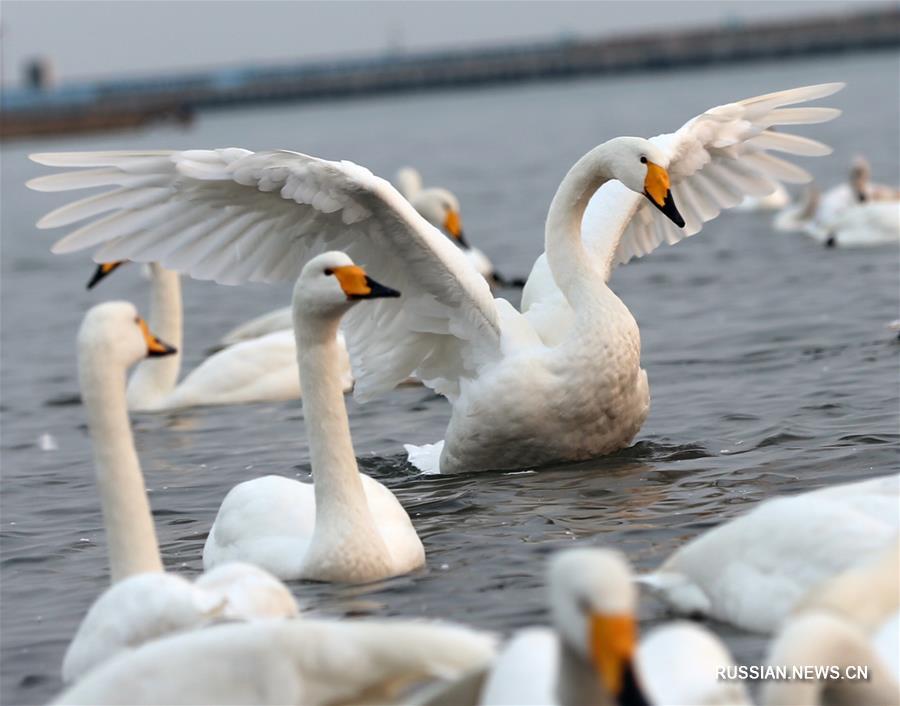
<box><xmin>1</xmin><ymin>1</ymin><xmax>890</xmax><ymax>85</ymax></box>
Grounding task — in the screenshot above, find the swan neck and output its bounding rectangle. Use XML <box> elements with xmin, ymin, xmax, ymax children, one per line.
<box><xmin>79</xmin><ymin>352</ymin><xmax>163</xmax><ymax>583</ymax></box>
<box><xmin>294</xmin><ymin>307</ymin><xmax>376</xmax><ymax>539</ymax></box>
<box><xmin>545</xmin><ymin>144</ymin><xmax>614</xmax><ymax>302</ymax></box>
<box><xmin>556</xmin><ymin>641</ymin><xmax>612</xmax><ymax>706</ymax></box>
<box><xmin>126</xmin><ymin>264</ymin><xmax>182</xmax><ymax>407</ymax></box>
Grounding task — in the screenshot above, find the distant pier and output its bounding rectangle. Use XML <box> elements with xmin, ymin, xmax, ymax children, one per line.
<box><xmin>2</xmin><ymin>6</ymin><xmax>898</xmax><ymax>140</ymax></box>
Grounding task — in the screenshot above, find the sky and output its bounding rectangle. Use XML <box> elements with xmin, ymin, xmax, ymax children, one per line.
<box><xmin>0</xmin><ymin>1</ymin><xmax>891</xmax><ymax>86</ymax></box>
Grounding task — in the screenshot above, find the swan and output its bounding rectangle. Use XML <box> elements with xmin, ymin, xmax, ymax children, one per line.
<box><xmin>412</xmin><ymin>548</ymin><xmax>748</xmax><ymax>706</ymax></box>
<box><xmin>395</xmin><ymin>166</ymin><xmax>524</xmax><ymax>288</ymax></box>
<box><xmin>218</xmin><ymin>304</ymin><xmax>293</xmax><ymax>346</ymax></box>
<box><xmin>27</xmin><ymin>83</ymin><xmax>842</xmax><ymax>474</ymax></box>
<box><xmin>638</xmin><ymin>473</ymin><xmax>899</xmax><ymax>634</ymax></box>
<box><xmin>202</xmin><ymin>252</ymin><xmax>425</xmax><ymax>582</ymax></box>
<box><xmin>64</xmin><ymin>302</ymin><xmax>298</xmax><ymax>683</ymax></box>
<box><xmin>774</xmin><ymin>157</ymin><xmax>900</xmax><ymax>246</ymax></box>
<box><xmin>761</xmin><ymin>612</ymin><xmax>899</xmax><ymax>706</ymax></box>
<box><xmin>86</xmin><ymin>260</ymin><xmax>352</xmax><ymax>410</ymax></box>
<box><xmin>53</xmin><ymin>618</ymin><xmax>497</xmax><ymax>705</ymax></box>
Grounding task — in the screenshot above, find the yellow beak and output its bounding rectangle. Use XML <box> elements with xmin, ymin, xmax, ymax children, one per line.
<box><xmin>443</xmin><ymin>209</ymin><xmax>463</xmax><ymax>239</ymax></box>
<box><xmin>330</xmin><ymin>265</ymin><xmax>400</xmax><ymax>300</ymax></box>
<box><xmin>590</xmin><ymin>612</ymin><xmax>637</xmax><ymax>696</ymax></box>
<box><xmin>643</xmin><ymin>162</ymin><xmax>670</xmax><ymax>207</ymax></box>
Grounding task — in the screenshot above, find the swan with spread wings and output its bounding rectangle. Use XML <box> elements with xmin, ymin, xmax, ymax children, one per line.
<box><xmin>28</xmin><ymin>83</ymin><xmax>842</xmax><ymax>474</ymax></box>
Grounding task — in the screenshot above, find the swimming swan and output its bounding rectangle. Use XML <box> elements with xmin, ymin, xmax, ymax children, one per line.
<box><xmin>86</xmin><ymin>261</ymin><xmax>351</xmax><ymax>410</ymax></box>
<box><xmin>413</xmin><ymin>548</ymin><xmax>748</xmax><ymax>706</ymax></box>
<box><xmin>638</xmin><ymin>473</ymin><xmax>899</xmax><ymax>634</ymax></box>
<box><xmin>53</xmin><ymin>618</ymin><xmax>497</xmax><ymax>706</ymax></box>
<box><xmin>202</xmin><ymin>252</ymin><xmax>425</xmax><ymax>582</ymax></box>
<box><xmin>395</xmin><ymin>166</ymin><xmax>524</xmax><ymax>287</ymax></box>
<box><xmin>27</xmin><ymin>83</ymin><xmax>842</xmax><ymax>475</ymax></box>
<box><xmin>64</xmin><ymin>302</ymin><xmax>298</xmax><ymax>683</ymax></box>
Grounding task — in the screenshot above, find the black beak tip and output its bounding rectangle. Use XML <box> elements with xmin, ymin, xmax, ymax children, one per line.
<box><xmin>148</xmin><ymin>343</ymin><xmax>178</xmax><ymax>358</ymax></box>
<box><xmin>86</xmin><ymin>267</ymin><xmax>106</xmax><ymax>290</ymax></box>
<box><xmin>645</xmin><ymin>189</ymin><xmax>685</xmax><ymax>229</ymax></box>
<box><xmin>359</xmin><ymin>276</ymin><xmax>401</xmax><ymax>299</ymax></box>
<box><xmin>456</xmin><ymin>231</ymin><xmax>471</xmax><ymax>249</ymax></box>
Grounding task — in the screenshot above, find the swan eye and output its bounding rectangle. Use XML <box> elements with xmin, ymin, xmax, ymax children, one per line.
<box><xmin>134</xmin><ymin>316</ymin><xmax>140</xmax><ymax>324</ymax></box>
<box><xmin>576</xmin><ymin>596</ymin><xmax>592</xmax><ymax>615</ymax></box>
<box><xmin>324</xmin><ymin>268</ymin><xmax>334</xmax><ymax>276</ymax></box>
<box><xmin>640</xmin><ymin>156</ymin><xmax>647</xmax><ymax>164</ymax></box>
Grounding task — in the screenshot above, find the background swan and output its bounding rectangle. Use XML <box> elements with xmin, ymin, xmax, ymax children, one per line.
<box><xmin>736</xmin><ymin>182</ymin><xmax>790</xmax><ymax>211</ymax></box>
<box><xmin>395</xmin><ymin>166</ymin><xmax>524</xmax><ymax>287</ymax></box>
<box><xmin>638</xmin><ymin>473</ymin><xmax>899</xmax><ymax>634</ymax></box>
<box><xmin>54</xmin><ymin>618</ymin><xmax>497</xmax><ymax>706</ymax></box>
<box><xmin>86</xmin><ymin>261</ymin><xmax>351</xmax><ymax>410</ymax></box>
<box><xmin>203</xmin><ymin>252</ymin><xmax>425</xmax><ymax>582</ymax></box>
<box><xmin>27</xmin><ymin>83</ymin><xmax>842</xmax><ymax>475</ymax></box>
<box><xmin>64</xmin><ymin>302</ymin><xmax>298</xmax><ymax>683</ymax></box>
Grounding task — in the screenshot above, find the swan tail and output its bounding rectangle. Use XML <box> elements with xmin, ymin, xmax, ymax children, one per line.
<box><xmin>404</xmin><ymin>441</ymin><xmax>445</xmax><ymax>475</ymax></box>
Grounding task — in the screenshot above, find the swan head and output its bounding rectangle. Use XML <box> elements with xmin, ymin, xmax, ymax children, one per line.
<box><xmin>294</xmin><ymin>251</ymin><xmax>400</xmax><ymax>317</ymax></box>
<box><xmin>412</xmin><ymin>189</ymin><xmax>470</xmax><ymax>248</ymax></box>
<box><xmin>78</xmin><ymin>301</ymin><xmax>177</xmax><ymax>369</ymax></box>
<box><xmin>605</xmin><ymin>136</ymin><xmax>685</xmax><ymax>228</ymax></box>
<box><xmin>549</xmin><ymin>548</ymin><xmax>644</xmax><ymax>701</ymax></box>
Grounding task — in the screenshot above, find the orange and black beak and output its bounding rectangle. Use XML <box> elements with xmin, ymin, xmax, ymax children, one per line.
<box><xmin>643</xmin><ymin>162</ymin><xmax>685</xmax><ymax>228</ymax></box>
<box><xmin>87</xmin><ymin>261</ymin><xmax>126</xmax><ymax>290</ymax></box>
<box><xmin>330</xmin><ymin>265</ymin><xmax>400</xmax><ymax>300</ymax></box>
<box><xmin>590</xmin><ymin>613</ymin><xmax>649</xmax><ymax>705</ymax></box>
<box><xmin>137</xmin><ymin>317</ymin><xmax>177</xmax><ymax>358</ymax></box>
<box><xmin>443</xmin><ymin>209</ymin><xmax>471</xmax><ymax>249</ymax></box>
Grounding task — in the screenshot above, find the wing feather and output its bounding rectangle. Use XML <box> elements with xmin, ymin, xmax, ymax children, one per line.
<box><xmin>29</xmin><ymin>149</ymin><xmax>504</xmax><ymax>400</ymax></box>
<box><xmin>581</xmin><ymin>83</ymin><xmax>842</xmax><ymax>277</ymax></box>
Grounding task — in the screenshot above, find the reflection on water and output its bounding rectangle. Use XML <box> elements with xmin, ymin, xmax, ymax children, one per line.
<box><xmin>2</xmin><ymin>50</ymin><xmax>898</xmax><ymax>704</ymax></box>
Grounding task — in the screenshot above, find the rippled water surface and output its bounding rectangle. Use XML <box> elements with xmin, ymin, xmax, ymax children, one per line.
<box><xmin>2</xmin><ymin>50</ymin><xmax>898</xmax><ymax>704</ymax></box>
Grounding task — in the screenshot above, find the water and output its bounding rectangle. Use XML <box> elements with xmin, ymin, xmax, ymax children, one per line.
<box><xmin>2</xmin><ymin>50</ymin><xmax>898</xmax><ymax>704</ymax></box>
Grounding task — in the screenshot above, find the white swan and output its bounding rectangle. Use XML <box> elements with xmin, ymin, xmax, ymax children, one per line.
<box><xmin>413</xmin><ymin>548</ymin><xmax>748</xmax><ymax>706</ymax></box>
<box><xmin>774</xmin><ymin>157</ymin><xmax>900</xmax><ymax>246</ymax></box>
<box><xmin>53</xmin><ymin>618</ymin><xmax>497</xmax><ymax>706</ymax></box>
<box><xmin>86</xmin><ymin>261</ymin><xmax>352</xmax><ymax>410</ymax></box>
<box><xmin>27</xmin><ymin>83</ymin><xmax>842</xmax><ymax>474</ymax></box>
<box><xmin>395</xmin><ymin>167</ymin><xmax>523</xmax><ymax>287</ymax></box>
<box><xmin>64</xmin><ymin>302</ymin><xmax>298</xmax><ymax>683</ymax></box>
<box><xmin>638</xmin><ymin>473</ymin><xmax>900</xmax><ymax>634</ymax></box>
<box><xmin>761</xmin><ymin>612</ymin><xmax>899</xmax><ymax>706</ymax></box>
<box><xmin>203</xmin><ymin>252</ymin><xmax>425</xmax><ymax>582</ymax></box>
<box><xmin>218</xmin><ymin>304</ymin><xmax>293</xmax><ymax>346</ymax></box>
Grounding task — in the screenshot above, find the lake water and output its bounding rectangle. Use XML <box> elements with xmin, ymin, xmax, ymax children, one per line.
<box><xmin>2</xmin><ymin>49</ymin><xmax>898</xmax><ymax>705</ymax></box>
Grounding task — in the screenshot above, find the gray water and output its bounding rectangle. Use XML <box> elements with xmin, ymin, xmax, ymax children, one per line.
<box><xmin>2</xmin><ymin>50</ymin><xmax>898</xmax><ymax>705</ymax></box>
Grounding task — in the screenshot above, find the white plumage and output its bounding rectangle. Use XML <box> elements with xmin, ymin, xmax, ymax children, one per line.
<box><xmin>29</xmin><ymin>84</ymin><xmax>842</xmax><ymax>474</ymax></box>
<box><xmin>54</xmin><ymin>618</ymin><xmax>497</xmax><ymax>706</ymax></box>
<box><xmin>639</xmin><ymin>473</ymin><xmax>900</xmax><ymax>634</ymax></box>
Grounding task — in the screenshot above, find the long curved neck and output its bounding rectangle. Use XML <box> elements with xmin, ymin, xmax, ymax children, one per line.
<box><xmin>545</xmin><ymin>144</ymin><xmax>617</xmax><ymax>304</ymax></box>
<box><xmin>557</xmin><ymin>642</ymin><xmax>613</xmax><ymax>706</ymax></box>
<box><xmin>293</xmin><ymin>304</ymin><xmax>383</xmax><ymax>553</ymax></box>
<box><xmin>79</xmin><ymin>352</ymin><xmax>163</xmax><ymax>583</ymax></box>
<box><xmin>127</xmin><ymin>264</ymin><xmax>182</xmax><ymax>407</ymax></box>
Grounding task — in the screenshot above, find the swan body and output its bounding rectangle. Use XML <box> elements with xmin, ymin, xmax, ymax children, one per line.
<box><xmin>218</xmin><ymin>305</ymin><xmax>293</xmax><ymax>347</ymax></box>
<box><xmin>64</xmin><ymin>302</ymin><xmax>298</xmax><ymax>683</ymax></box>
<box><xmin>204</xmin><ymin>253</ymin><xmax>424</xmax><ymax>582</ymax></box>
<box><xmin>639</xmin><ymin>473</ymin><xmax>900</xmax><ymax>634</ymax></box>
<box><xmin>53</xmin><ymin>618</ymin><xmax>497</xmax><ymax>706</ymax></box>
<box><xmin>29</xmin><ymin>83</ymin><xmax>842</xmax><ymax>474</ymax></box>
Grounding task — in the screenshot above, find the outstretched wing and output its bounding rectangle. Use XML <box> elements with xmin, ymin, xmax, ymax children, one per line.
<box><xmin>583</xmin><ymin>83</ymin><xmax>844</xmax><ymax>279</ymax></box>
<box><xmin>27</xmin><ymin>149</ymin><xmax>501</xmax><ymax>400</ymax></box>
